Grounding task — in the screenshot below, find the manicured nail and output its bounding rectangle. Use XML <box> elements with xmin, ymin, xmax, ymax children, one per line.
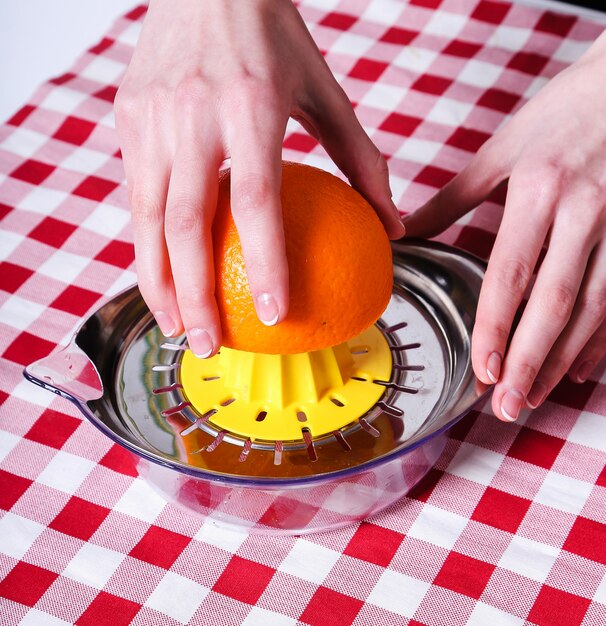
<box><xmin>154</xmin><ymin>311</ymin><xmax>176</xmax><ymax>337</ymax></box>
<box><xmin>255</xmin><ymin>293</ymin><xmax>279</xmax><ymax>326</ymax></box>
<box><xmin>527</xmin><ymin>381</ymin><xmax>548</xmax><ymax>409</ymax></box>
<box><xmin>486</xmin><ymin>352</ymin><xmax>502</xmax><ymax>384</ymax></box>
<box><xmin>576</xmin><ymin>361</ymin><xmax>594</xmax><ymax>383</ymax></box>
<box><xmin>188</xmin><ymin>328</ymin><xmax>213</xmax><ymax>358</ymax></box>
<box><xmin>501</xmin><ymin>389</ymin><xmax>524</xmax><ymax>422</ymax></box>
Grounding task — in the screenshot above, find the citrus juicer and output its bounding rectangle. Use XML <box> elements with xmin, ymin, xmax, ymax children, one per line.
<box><xmin>25</xmin><ymin>240</ymin><xmax>489</xmax><ymax>535</ymax></box>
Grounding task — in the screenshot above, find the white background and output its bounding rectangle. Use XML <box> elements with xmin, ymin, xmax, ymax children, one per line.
<box><xmin>1</xmin><ymin>0</ymin><xmax>605</xmax><ymax>123</ymax></box>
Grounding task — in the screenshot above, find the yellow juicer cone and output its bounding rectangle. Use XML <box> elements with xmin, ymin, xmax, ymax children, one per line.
<box><xmin>179</xmin><ymin>324</ymin><xmax>393</xmax><ymax>442</ymax></box>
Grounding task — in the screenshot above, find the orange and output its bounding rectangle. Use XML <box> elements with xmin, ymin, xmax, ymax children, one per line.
<box><xmin>213</xmin><ymin>161</ymin><xmax>393</xmax><ymax>354</ymax></box>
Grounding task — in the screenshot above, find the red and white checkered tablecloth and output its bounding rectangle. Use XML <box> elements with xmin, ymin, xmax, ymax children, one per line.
<box><xmin>1</xmin><ymin>1</ymin><xmax>605</xmax><ymax>624</ymax></box>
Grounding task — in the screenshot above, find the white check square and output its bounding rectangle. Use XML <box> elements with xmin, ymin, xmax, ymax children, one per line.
<box><xmin>114</xmin><ymin>478</ymin><xmax>167</xmax><ymax>523</ymax></box>
<box><xmin>468</xmin><ymin>601</ymin><xmax>524</xmax><ymax>626</ymax></box>
<box><xmin>41</xmin><ymin>87</ymin><xmax>89</xmax><ymax>114</ymax></box>
<box><xmin>332</xmin><ymin>33</ymin><xmax>376</xmax><ymax>57</ymax></box>
<box><xmin>279</xmin><ymin>539</ymin><xmax>340</xmax><ymax>584</ymax></box>
<box><xmin>394</xmin><ymin>47</ymin><xmax>438</xmax><ymax>75</ymax></box>
<box><xmin>37</xmin><ymin>450</ymin><xmax>96</xmax><ymax>494</ymax></box>
<box><xmin>0</xmin><ymin>512</ymin><xmax>45</xmax><ymax>559</ymax></box>
<box><xmin>424</xmin><ymin>11</ymin><xmax>467</xmax><ymax>38</ymax></box>
<box><xmin>242</xmin><ymin>607</ymin><xmax>296</xmax><ymax>626</ymax></box>
<box><xmin>533</xmin><ymin>471</ymin><xmax>593</xmax><ymax>515</ymax></box>
<box><xmin>457</xmin><ymin>60</ymin><xmax>503</xmax><ymax>88</ymax></box>
<box><xmin>487</xmin><ymin>26</ymin><xmax>531</xmax><ymax>52</ymax></box>
<box><xmin>367</xmin><ymin>569</ymin><xmax>430</xmax><ymax>616</ymax></box>
<box><xmin>61</xmin><ymin>147</ymin><xmax>109</xmax><ymax>175</ymax></box>
<box><xmin>119</xmin><ymin>22</ymin><xmax>142</xmax><ymax>47</ymax></box>
<box><xmin>80</xmin><ymin>57</ymin><xmax>125</xmax><ymax>85</ymax></box>
<box><xmin>18</xmin><ymin>609</ymin><xmax>71</xmax><ymax>625</ymax></box>
<box><xmin>37</xmin><ymin>250</ymin><xmax>90</xmax><ymax>284</ymax></box>
<box><xmin>361</xmin><ymin>83</ymin><xmax>407</xmax><ymax>111</ymax></box>
<box><xmin>19</xmin><ymin>187</ymin><xmax>68</xmax><ymax>216</ymax></box>
<box><xmin>362</xmin><ymin>0</ymin><xmax>405</xmax><ymax>26</ymax></box>
<box><xmin>406</xmin><ymin>504</ymin><xmax>468</xmax><ymax>549</ymax></box>
<box><xmin>1</xmin><ymin>128</ymin><xmax>47</xmax><ymax>159</ymax></box>
<box><xmin>0</xmin><ymin>429</ymin><xmax>21</xmax><ymax>463</ymax></box>
<box><xmin>426</xmin><ymin>97</ymin><xmax>474</xmax><ymax>127</ymax></box>
<box><xmin>0</xmin><ymin>230</ymin><xmax>24</xmax><ymax>262</ymax></box>
<box><xmin>12</xmin><ymin>378</ymin><xmax>57</xmax><ymax>408</ymax></box>
<box><xmin>394</xmin><ymin>138</ymin><xmax>443</xmax><ymax>164</ymax></box>
<box><xmin>63</xmin><ymin>543</ymin><xmax>125</xmax><ymax>588</ymax></box>
<box><xmin>498</xmin><ymin>535</ymin><xmax>559</xmax><ymax>583</ymax></box>
<box><xmin>0</xmin><ymin>295</ymin><xmax>45</xmax><ymax>331</ymax></box>
<box><xmin>81</xmin><ymin>204</ymin><xmax>130</xmax><ymax>239</ymax></box>
<box><xmin>145</xmin><ymin>571</ymin><xmax>209</xmax><ymax>624</ymax></box>
<box><xmin>447</xmin><ymin>442</ymin><xmax>504</xmax><ymax>486</ymax></box>
<box><xmin>195</xmin><ymin>520</ymin><xmax>248</xmax><ymax>554</ymax></box>
<box><xmin>553</xmin><ymin>39</ymin><xmax>592</xmax><ymax>64</ymax></box>
<box><xmin>567</xmin><ymin>411</ymin><xmax>606</xmax><ymax>453</ymax></box>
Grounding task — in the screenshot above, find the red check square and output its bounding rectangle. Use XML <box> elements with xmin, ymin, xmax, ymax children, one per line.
<box><xmin>443</xmin><ymin>40</ymin><xmax>482</xmax><ymax>58</ymax></box>
<box><xmin>547</xmin><ymin>378</ymin><xmax>597</xmax><ymax>410</ymax></box>
<box><xmin>0</xmin><ymin>469</ymin><xmax>33</xmax><ymax>510</ymax></box>
<box><xmin>471</xmin><ymin>0</ymin><xmax>510</xmax><ymax>24</ymax></box>
<box><xmin>283</xmin><ymin>132</ymin><xmax>318</xmax><ymax>153</ymax></box>
<box><xmin>455</xmin><ymin>226</ymin><xmax>496</xmax><ymax>260</ymax></box>
<box><xmin>0</xmin><ymin>262</ymin><xmax>34</xmax><ymax>293</ymax></box>
<box><xmin>89</xmin><ymin>37</ymin><xmax>114</xmax><ymax>56</ymax></box>
<box><xmin>213</xmin><ymin>556</ymin><xmax>275</xmax><ymax>605</ymax></box>
<box><xmin>25</xmin><ymin>409</ymin><xmax>80</xmax><ymax>449</ymax></box>
<box><xmin>95</xmin><ymin>240</ymin><xmax>134</xmax><ymax>269</ymax></box>
<box><xmin>94</xmin><ymin>86</ymin><xmax>118</xmax><ymax>103</ymax></box>
<box><xmin>508</xmin><ymin>51</ymin><xmax>549</xmax><ymax>75</ymax></box>
<box><xmin>320</xmin><ymin>12</ymin><xmax>357</xmax><ymax>31</ymax></box>
<box><xmin>7</xmin><ymin>104</ymin><xmax>35</xmax><ymax>127</ymax></box>
<box><xmin>72</xmin><ymin>176</ymin><xmax>119</xmax><ymax>202</ymax></box>
<box><xmin>10</xmin><ymin>160</ymin><xmax>55</xmax><ymax>185</ymax></box>
<box><xmin>53</xmin><ymin>116</ymin><xmax>96</xmax><ymax>146</ymax></box>
<box><xmin>50</xmin><ymin>496</ymin><xmax>111</xmax><ymax>541</ymax></box>
<box><xmin>406</xmin><ymin>468</ymin><xmax>443</xmax><ymax>502</ymax></box>
<box><xmin>130</xmin><ymin>525</ymin><xmax>190</xmax><ymax>569</ymax></box>
<box><xmin>434</xmin><ymin>552</ymin><xmax>495</xmax><ymax>599</ymax></box>
<box><xmin>507</xmin><ymin>428</ymin><xmax>565</xmax><ymax>469</ymax></box>
<box><xmin>3</xmin><ymin>332</ymin><xmax>55</xmax><ymax>366</ymax></box>
<box><xmin>125</xmin><ymin>6</ymin><xmax>147</xmax><ymax>21</ymax></box>
<box><xmin>528</xmin><ymin>585</ymin><xmax>590</xmax><ymax>626</ymax></box>
<box><xmin>597</xmin><ymin>465</ymin><xmax>606</xmax><ymax>488</ymax></box>
<box><xmin>380</xmin><ymin>27</ymin><xmax>417</xmax><ymax>46</ymax></box>
<box><xmin>380</xmin><ymin>113</ymin><xmax>422</xmax><ymax>137</ymax></box>
<box><xmin>535</xmin><ymin>12</ymin><xmax>576</xmax><ymax>37</ymax></box>
<box><xmin>0</xmin><ymin>203</ymin><xmax>12</xmax><ymax>220</ymax></box>
<box><xmin>343</xmin><ymin>522</ymin><xmax>403</xmax><ymax>567</ymax></box>
<box><xmin>477</xmin><ymin>88</ymin><xmax>520</xmax><ymax>113</ymax></box>
<box><xmin>563</xmin><ymin>516</ymin><xmax>606</xmax><ymax>565</ymax></box>
<box><xmin>29</xmin><ymin>217</ymin><xmax>77</xmax><ymax>248</ymax></box>
<box><xmin>471</xmin><ymin>487</ymin><xmax>531</xmax><ymax>533</ymax></box>
<box><xmin>414</xmin><ymin>165</ymin><xmax>456</xmax><ymax>188</ymax></box>
<box><xmin>300</xmin><ymin>586</ymin><xmax>363</xmax><ymax>626</ymax></box>
<box><xmin>0</xmin><ymin>562</ymin><xmax>58</xmax><ymax>606</ymax></box>
<box><xmin>76</xmin><ymin>591</ymin><xmax>142</xmax><ymax>626</ymax></box>
<box><xmin>409</xmin><ymin>0</ymin><xmax>442</xmax><ymax>8</ymax></box>
<box><xmin>447</xmin><ymin>127</ymin><xmax>492</xmax><ymax>152</ymax></box>
<box><xmin>50</xmin><ymin>72</ymin><xmax>76</xmax><ymax>86</ymax></box>
<box><xmin>50</xmin><ymin>285</ymin><xmax>102</xmax><ymax>317</ymax></box>
<box><xmin>99</xmin><ymin>444</ymin><xmax>138</xmax><ymax>477</ymax></box>
<box><xmin>349</xmin><ymin>59</ymin><xmax>388</xmax><ymax>82</ymax></box>
<box><xmin>411</xmin><ymin>74</ymin><xmax>452</xmax><ymax>96</ymax></box>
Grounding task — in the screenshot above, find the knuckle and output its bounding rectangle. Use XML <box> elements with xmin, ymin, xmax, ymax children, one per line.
<box><xmin>165</xmin><ymin>202</ymin><xmax>204</xmax><ymax>237</ymax></box>
<box><xmin>232</xmin><ymin>176</ymin><xmax>276</xmax><ymax>215</ymax></box>
<box><xmin>580</xmin><ymin>287</ymin><xmax>606</xmax><ymax>325</ymax></box>
<box><xmin>174</xmin><ymin>76</ymin><xmax>208</xmax><ymax>110</ymax></box>
<box><xmin>540</xmin><ymin>284</ymin><xmax>576</xmax><ymax>324</ymax></box>
<box><xmin>130</xmin><ymin>191</ymin><xmax>164</xmax><ymax>227</ymax></box>
<box><xmin>510</xmin><ymin>360</ymin><xmax>540</xmax><ymax>386</ymax></box>
<box><xmin>114</xmin><ymin>86</ymin><xmax>138</xmax><ymax>119</ymax></box>
<box><xmin>495</xmin><ymin>258</ymin><xmax>533</xmax><ymax>294</ymax></box>
<box><xmin>177</xmin><ymin>285</ymin><xmax>214</xmax><ymax>312</ymax></box>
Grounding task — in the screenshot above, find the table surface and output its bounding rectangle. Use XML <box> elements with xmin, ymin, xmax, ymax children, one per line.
<box><xmin>1</xmin><ymin>1</ymin><xmax>605</xmax><ymax>625</ymax></box>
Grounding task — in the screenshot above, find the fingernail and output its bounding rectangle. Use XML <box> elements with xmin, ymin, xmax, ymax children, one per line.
<box><xmin>390</xmin><ymin>199</ymin><xmax>406</xmax><ymax>235</ymax></box>
<box><xmin>501</xmin><ymin>389</ymin><xmax>524</xmax><ymax>422</ymax></box>
<box><xmin>576</xmin><ymin>361</ymin><xmax>594</xmax><ymax>383</ymax></box>
<box><xmin>255</xmin><ymin>293</ymin><xmax>279</xmax><ymax>326</ymax></box>
<box><xmin>188</xmin><ymin>328</ymin><xmax>214</xmax><ymax>358</ymax></box>
<box><xmin>154</xmin><ymin>311</ymin><xmax>176</xmax><ymax>337</ymax></box>
<box><xmin>486</xmin><ymin>352</ymin><xmax>502</xmax><ymax>384</ymax></box>
<box><xmin>486</xmin><ymin>352</ymin><xmax>502</xmax><ymax>383</ymax></box>
<box><xmin>527</xmin><ymin>381</ymin><xmax>548</xmax><ymax>409</ymax></box>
